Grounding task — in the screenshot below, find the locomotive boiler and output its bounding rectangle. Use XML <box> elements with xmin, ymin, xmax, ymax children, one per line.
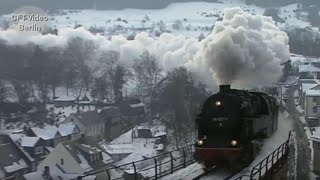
<box><xmin>193</xmin><ymin>85</ymin><xmax>279</xmax><ymax>171</ymax></box>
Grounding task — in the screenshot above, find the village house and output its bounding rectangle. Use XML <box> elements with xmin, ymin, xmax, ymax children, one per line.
<box><xmin>100</xmin><ymin>106</ymin><xmax>123</xmax><ymax>141</ymax></box>
<box><xmin>298</xmin><ymin>63</ymin><xmax>320</xmax><ymax>87</ymax></box>
<box><xmin>38</xmin><ymin>142</ymin><xmax>112</xmax><ymax>180</ymax></box>
<box><xmin>53</xmin><ymin>96</ymin><xmax>75</xmax><ymax>108</ymax></box>
<box><xmin>311</xmin><ymin>127</ymin><xmax>320</xmax><ymax>176</ymax></box>
<box><xmin>304</xmin><ymin>89</ymin><xmax>320</xmax><ymax>127</ymax></box>
<box><xmin>300</xmin><ymin>83</ymin><xmax>318</xmax><ymax>105</ymax></box>
<box><xmin>26</xmin><ymin>126</ymin><xmax>62</xmax><ymax>148</ymax></box>
<box><xmin>10</xmin><ymin>134</ymin><xmax>47</xmax><ymax>161</ymax></box>
<box><xmin>26</xmin><ymin>123</ymin><xmax>82</xmax><ymax>147</ymax></box>
<box><xmin>63</xmin><ymin>111</ymin><xmax>105</xmax><ymax>144</ymax></box>
<box><xmin>0</xmin><ymin>134</ymin><xmax>36</xmax><ymax>179</ymax></box>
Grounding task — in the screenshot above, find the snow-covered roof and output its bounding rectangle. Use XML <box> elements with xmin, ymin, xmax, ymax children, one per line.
<box><xmin>305</xmin><ymin>90</ymin><xmax>320</xmax><ymax>96</ymax></box>
<box><xmin>77</xmin><ymin>153</ymin><xmax>93</xmax><ymax>172</ymax></box>
<box><xmin>102</xmin><ymin>152</ymin><xmax>113</xmax><ymax>164</ymax></box>
<box><xmin>24</xmin><ymin>165</ymin><xmax>96</xmax><ymax>180</ymax></box>
<box><xmin>54</xmin><ymin>96</ymin><xmax>76</xmax><ymax>102</ymax></box>
<box><xmin>31</xmin><ymin>123</ymin><xmax>79</xmax><ymax>140</ymax></box>
<box><xmin>299</xmin><ymin>64</ymin><xmax>320</xmax><ymax>73</ymax></box>
<box><xmin>102</xmin><ymin>144</ymin><xmax>134</xmax><ymax>155</ymax></box>
<box><xmin>31</xmin><ymin>126</ymin><xmax>59</xmax><ymax>140</ymax></box>
<box><xmin>58</xmin><ymin>123</ymin><xmax>78</xmax><ymax>137</ymax></box>
<box><xmin>4</xmin><ymin>159</ymin><xmax>28</xmax><ymax>173</ymax></box>
<box><xmin>137</xmin><ymin>126</ymin><xmax>149</xmax><ymax>130</ymax></box>
<box><xmin>59</xmin><ymin>142</ymin><xmax>111</xmax><ymax>173</ymax></box>
<box><xmin>129</xmin><ymin>102</ymin><xmax>145</xmax><ymax>108</ymax></box>
<box><xmin>21</xmin><ymin>137</ymin><xmax>40</xmax><ymax>147</ymax></box>
<box><xmin>154</xmin><ymin>132</ymin><xmax>167</xmax><ymax>137</ymax></box>
<box><xmin>302</xmin><ymin>83</ymin><xmax>317</xmax><ymax>93</ymax></box>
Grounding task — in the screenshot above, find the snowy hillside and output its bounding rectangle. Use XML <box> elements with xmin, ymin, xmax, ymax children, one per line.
<box><xmin>3</xmin><ymin>1</ymin><xmax>311</xmax><ymax>38</ymax></box>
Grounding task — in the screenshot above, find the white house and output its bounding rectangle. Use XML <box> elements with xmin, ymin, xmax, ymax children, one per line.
<box><xmin>300</xmin><ymin>83</ymin><xmax>319</xmax><ymax>105</ymax></box>
<box><xmin>27</xmin><ymin>123</ymin><xmax>82</xmax><ymax>147</ymax></box>
<box><xmin>39</xmin><ymin>142</ymin><xmax>112</xmax><ymax>180</ymax></box>
<box><xmin>304</xmin><ymin>89</ymin><xmax>320</xmax><ymax>127</ymax></box>
<box><xmin>298</xmin><ymin>63</ymin><xmax>320</xmax><ymax>87</ymax></box>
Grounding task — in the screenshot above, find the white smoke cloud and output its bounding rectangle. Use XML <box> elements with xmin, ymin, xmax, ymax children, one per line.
<box><xmin>201</xmin><ymin>7</ymin><xmax>290</xmax><ymax>88</ymax></box>
<box><xmin>0</xmin><ymin>7</ymin><xmax>290</xmax><ymax>90</ymax></box>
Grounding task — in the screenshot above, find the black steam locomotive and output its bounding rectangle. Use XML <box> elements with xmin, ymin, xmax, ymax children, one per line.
<box><xmin>193</xmin><ymin>85</ymin><xmax>279</xmax><ymax>171</ymax></box>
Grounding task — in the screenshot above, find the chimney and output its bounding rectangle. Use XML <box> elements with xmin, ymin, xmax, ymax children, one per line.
<box><xmin>42</xmin><ymin>166</ymin><xmax>50</xmax><ymax>179</ymax></box>
<box><xmin>219</xmin><ymin>85</ymin><xmax>231</xmax><ymax>93</ymax></box>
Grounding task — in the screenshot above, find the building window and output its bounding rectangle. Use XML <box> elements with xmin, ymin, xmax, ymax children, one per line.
<box><xmin>313</xmin><ymin>107</ymin><xmax>317</xmax><ymax>113</ymax></box>
<box><xmin>61</xmin><ymin>159</ymin><xmax>64</xmax><ymax>165</ymax></box>
<box><xmin>34</xmin><ymin>147</ymin><xmax>43</xmax><ymax>154</ymax></box>
<box><xmin>313</xmin><ymin>97</ymin><xmax>318</xmax><ymax>102</ymax></box>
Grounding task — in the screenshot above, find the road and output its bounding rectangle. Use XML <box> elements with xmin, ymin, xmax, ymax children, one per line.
<box><xmin>285</xmin><ymin>87</ymin><xmax>311</xmax><ymax>180</ymax></box>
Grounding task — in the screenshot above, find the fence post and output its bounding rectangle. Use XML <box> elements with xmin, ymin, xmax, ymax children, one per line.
<box><xmin>250</xmin><ymin>167</ymin><xmax>255</xmax><ymax>180</ymax></box>
<box><xmin>154</xmin><ymin>157</ymin><xmax>158</xmax><ymax>180</ymax></box>
<box><xmin>182</xmin><ymin>148</ymin><xmax>186</xmax><ymax>168</ymax></box>
<box><xmin>266</xmin><ymin>155</ymin><xmax>269</xmax><ymax>174</ymax></box>
<box><xmin>132</xmin><ymin>162</ymin><xmax>137</xmax><ymax>180</ymax></box>
<box><xmin>258</xmin><ymin>162</ymin><xmax>263</xmax><ymax>179</ymax></box>
<box><xmin>105</xmin><ymin>168</ymin><xmax>111</xmax><ymax>180</ymax></box>
<box><xmin>170</xmin><ymin>152</ymin><xmax>174</xmax><ymax>174</ymax></box>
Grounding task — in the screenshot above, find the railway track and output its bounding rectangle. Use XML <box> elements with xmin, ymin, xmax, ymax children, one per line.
<box><xmin>192</xmin><ymin>165</ymin><xmax>245</xmax><ymax>180</ymax></box>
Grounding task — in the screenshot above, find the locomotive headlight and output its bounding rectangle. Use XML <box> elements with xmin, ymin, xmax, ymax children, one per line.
<box><xmin>215</xmin><ymin>101</ymin><xmax>221</xmax><ymax>106</ymax></box>
<box><xmin>231</xmin><ymin>140</ymin><xmax>238</xmax><ymax>147</ymax></box>
<box><xmin>197</xmin><ymin>140</ymin><xmax>204</xmax><ymax>146</ymax></box>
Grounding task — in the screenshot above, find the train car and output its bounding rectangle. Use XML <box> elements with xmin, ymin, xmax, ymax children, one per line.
<box><xmin>193</xmin><ymin>85</ymin><xmax>279</xmax><ymax>171</ymax></box>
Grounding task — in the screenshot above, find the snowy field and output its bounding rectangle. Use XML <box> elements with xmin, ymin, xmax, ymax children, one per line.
<box><xmin>1</xmin><ymin>0</ymin><xmax>314</xmax><ymax>38</ymax></box>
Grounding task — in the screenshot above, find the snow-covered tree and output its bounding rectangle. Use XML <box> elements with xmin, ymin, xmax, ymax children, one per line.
<box><xmin>172</xmin><ymin>20</ymin><xmax>183</xmax><ymax>30</ymax></box>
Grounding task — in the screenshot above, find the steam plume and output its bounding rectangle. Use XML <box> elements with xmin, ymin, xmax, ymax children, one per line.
<box><xmin>0</xmin><ymin>7</ymin><xmax>290</xmax><ymax>90</ymax></box>
<box><xmin>201</xmin><ymin>7</ymin><xmax>290</xmax><ymax>88</ymax></box>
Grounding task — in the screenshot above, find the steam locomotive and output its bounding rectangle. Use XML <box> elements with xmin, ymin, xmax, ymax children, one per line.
<box><xmin>193</xmin><ymin>85</ymin><xmax>279</xmax><ymax>171</ymax></box>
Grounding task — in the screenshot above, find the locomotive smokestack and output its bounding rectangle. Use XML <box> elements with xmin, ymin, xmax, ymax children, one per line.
<box><xmin>219</xmin><ymin>85</ymin><xmax>231</xmax><ymax>92</ymax></box>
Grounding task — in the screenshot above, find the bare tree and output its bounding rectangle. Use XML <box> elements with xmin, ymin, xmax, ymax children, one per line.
<box><xmin>133</xmin><ymin>50</ymin><xmax>163</xmax><ymax>104</ymax></box>
<box><xmin>154</xmin><ymin>67</ymin><xmax>209</xmax><ymax>147</ymax></box>
<box><xmin>63</xmin><ymin>37</ymin><xmax>97</xmax><ymax>108</ymax></box>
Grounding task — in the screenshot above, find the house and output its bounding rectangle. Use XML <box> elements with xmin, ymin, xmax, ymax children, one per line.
<box><xmin>0</xmin><ymin>134</ymin><xmax>36</xmax><ymax>179</ymax></box>
<box><xmin>311</xmin><ymin>127</ymin><xmax>320</xmax><ymax>175</ymax></box>
<box><xmin>304</xmin><ymin>89</ymin><xmax>320</xmax><ymax>127</ymax></box>
<box><xmin>136</xmin><ymin>126</ymin><xmax>152</xmax><ymax>138</ymax></box>
<box><xmin>54</xmin><ymin>96</ymin><xmax>75</xmax><ymax>108</ymax></box>
<box><xmin>27</xmin><ymin>126</ymin><xmax>62</xmax><ymax>147</ymax></box>
<box><xmin>63</xmin><ymin>111</ymin><xmax>105</xmax><ymax>144</ymax></box>
<box><xmin>24</xmin><ymin>165</ymin><xmax>96</xmax><ymax>180</ymax></box>
<box><xmin>300</xmin><ymin>83</ymin><xmax>318</xmax><ymax>104</ymax></box>
<box><xmin>100</xmin><ymin>144</ymin><xmax>134</xmax><ymax>162</ymax></box>
<box><xmin>154</xmin><ymin>132</ymin><xmax>167</xmax><ymax>145</ymax></box>
<box><xmin>118</xmin><ymin>98</ymin><xmax>146</xmax><ymax>125</ymax></box>
<box><xmin>100</xmin><ymin>106</ymin><xmax>123</xmax><ymax>140</ymax></box>
<box><xmin>58</xmin><ymin>123</ymin><xmax>83</xmax><ymax>141</ymax></box>
<box><xmin>298</xmin><ymin>63</ymin><xmax>320</xmax><ymax>87</ymax></box>
<box><xmin>10</xmin><ymin>135</ymin><xmax>46</xmax><ymax>161</ymax></box>
<box><xmin>38</xmin><ymin>142</ymin><xmax>112</xmax><ymax>180</ymax></box>
<box><xmin>26</xmin><ymin>123</ymin><xmax>82</xmax><ymax>147</ymax></box>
